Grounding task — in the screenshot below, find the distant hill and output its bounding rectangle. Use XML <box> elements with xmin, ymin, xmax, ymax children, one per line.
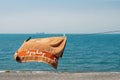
<box><xmin>94</xmin><ymin>30</ymin><xmax>120</xmax><ymax>34</ymax></box>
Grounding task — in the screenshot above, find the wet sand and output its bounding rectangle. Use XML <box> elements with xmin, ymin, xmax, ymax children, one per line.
<box><xmin>0</xmin><ymin>71</ymin><xmax>120</xmax><ymax>80</ymax></box>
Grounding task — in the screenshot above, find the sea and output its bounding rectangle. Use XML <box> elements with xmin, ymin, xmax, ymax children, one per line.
<box><xmin>0</xmin><ymin>34</ymin><xmax>120</xmax><ymax>72</ymax></box>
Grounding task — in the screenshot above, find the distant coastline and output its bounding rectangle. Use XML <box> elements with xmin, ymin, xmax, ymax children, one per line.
<box><xmin>36</xmin><ymin>32</ymin><xmax>45</xmax><ymax>34</ymax></box>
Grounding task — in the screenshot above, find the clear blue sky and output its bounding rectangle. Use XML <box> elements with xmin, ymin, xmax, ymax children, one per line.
<box><xmin>0</xmin><ymin>0</ymin><xmax>120</xmax><ymax>33</ymax></box>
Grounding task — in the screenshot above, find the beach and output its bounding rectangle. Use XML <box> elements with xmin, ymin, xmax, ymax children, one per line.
<box><xmin>0</xmin><ymin>71</ymin><xmax>120</xmax><ymax>80</ymax></box>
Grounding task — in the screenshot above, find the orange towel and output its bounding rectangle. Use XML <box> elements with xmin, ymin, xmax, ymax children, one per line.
<box><xmin>14</xmin><ymin>36</ymin><xmax>67</xmax><ymax>69</ymax></box>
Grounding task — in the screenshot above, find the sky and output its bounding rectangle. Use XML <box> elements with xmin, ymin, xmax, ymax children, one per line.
<box><xmin>0</xmin><ymin>0</ymin><xmax>120</xmax><ymax>33</ymax></box>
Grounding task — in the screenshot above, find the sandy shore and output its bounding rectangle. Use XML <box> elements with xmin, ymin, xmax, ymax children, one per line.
<box><xmin>0</xmin><ymin>71</ymin><xmax>120</xmax><ymax>80</ymax></box>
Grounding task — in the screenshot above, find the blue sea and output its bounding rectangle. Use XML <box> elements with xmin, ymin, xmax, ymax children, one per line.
<box><xmin>0</xmin><ymin>34</ymin><xmax>120</xmax><ymax>72</ymax></box>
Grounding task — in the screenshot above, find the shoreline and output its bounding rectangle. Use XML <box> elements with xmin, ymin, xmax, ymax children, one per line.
<box><xmin>0</xmin><ymin>71</ymin><xmax>120</xmax><ymax>80</ymax></box>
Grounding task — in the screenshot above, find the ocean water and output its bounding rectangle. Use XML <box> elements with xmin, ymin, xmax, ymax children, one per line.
<box><xmin>0</xmin><ymin>34</ymin><xmax>120</xmax><ymax>72</ymax></box>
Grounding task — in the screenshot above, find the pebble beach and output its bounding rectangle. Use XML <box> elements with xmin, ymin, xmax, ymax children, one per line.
<box><xmin>0</xmin><ymin>71</ymin><xmax>120</xmax><ymax>80</ymax></box>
